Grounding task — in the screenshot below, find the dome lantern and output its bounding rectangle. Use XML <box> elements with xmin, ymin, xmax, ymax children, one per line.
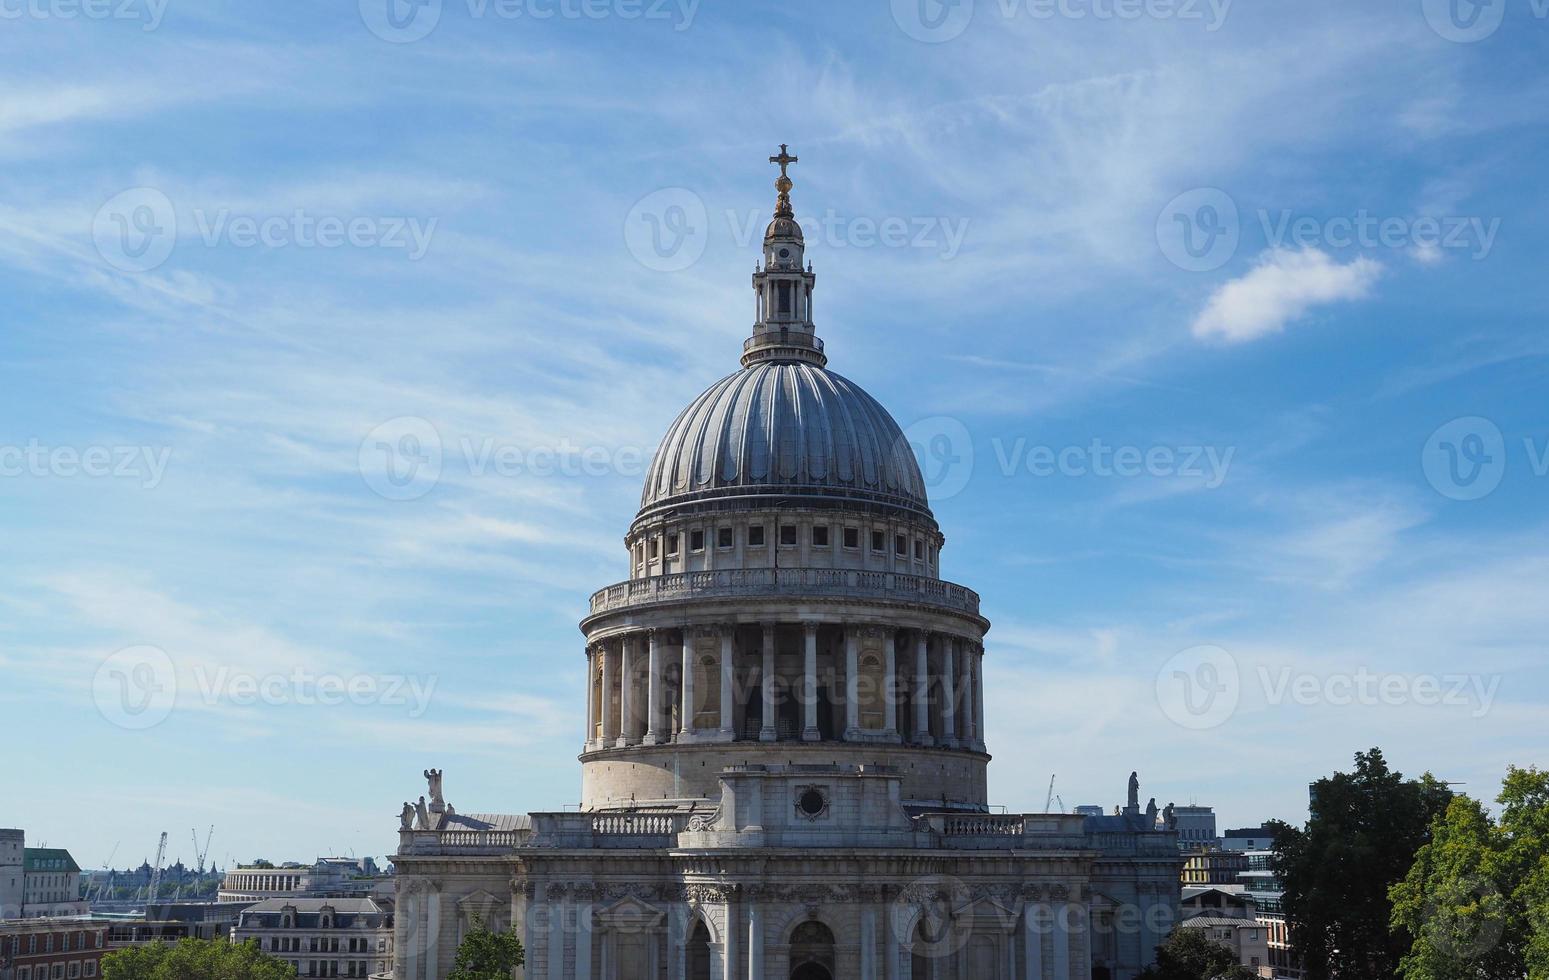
<box><xmin>742</xmin><ymin>144</ymin><xmax>825</xmax><ymax>368</ymax></box>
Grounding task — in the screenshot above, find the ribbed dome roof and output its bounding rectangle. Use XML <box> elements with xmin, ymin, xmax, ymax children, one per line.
<box><xmin>638</xmin><ymin>362</ymin><xmax>931</xmax><ymax>521</ymax></box>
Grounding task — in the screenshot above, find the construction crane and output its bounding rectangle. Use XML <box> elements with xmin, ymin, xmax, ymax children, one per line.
<box><xmin>191</xmin><ymin>826</ymin><xmax>214</xmax><ymax>875</ymax></box>
<box><xmin>91</xmin><ymin>843</ymin><xmax>120</xmax><ymax>903</ymax></box>
<box><xmin>1044</xmin><ymin>775</ymin><xmax>1057</xmax><ymax>813</ymax></box>
<box><xmin>147</xmin><ymin>832</ymin><xmax>168</xmax><ymax>906</ymax></box>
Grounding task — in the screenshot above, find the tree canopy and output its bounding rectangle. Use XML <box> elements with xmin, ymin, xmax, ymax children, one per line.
<box><xmin>102</xmin><ymin>939</ymin><xmax>295</xmax><ymax>980</ymax></box>
<box><xmin>1390</xmin><ymin>766</ymin><xmax>1549</xmax><ymax>980</ymax></box>
<box><xmin>447</xmin><ymin>917</ymin><xmax>524</xmax><ymax>980</ymax></box>
<box><xmin>1138</xmin><ymin>927</ymin><xmax>1257</xmax><ymax>980</ymax></box>
<box><xmin>1270</xmin><ymin>747</ymin><xmax>1453</xmax><ymax>980</ymax></box>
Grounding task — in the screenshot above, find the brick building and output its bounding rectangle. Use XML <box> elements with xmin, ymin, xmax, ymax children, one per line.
<box><xmin>0</xmin><ymin>919</ymin><xmax>109</xmax><ymax>980</ymax></box>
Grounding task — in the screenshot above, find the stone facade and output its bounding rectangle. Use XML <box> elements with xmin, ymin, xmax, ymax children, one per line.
<box><xmin>388</xmin><ymin>148</ymin><xmax>1182</xmax><ymax>980</ymax></box>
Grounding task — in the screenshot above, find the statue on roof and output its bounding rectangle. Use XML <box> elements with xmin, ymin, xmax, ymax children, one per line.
<box><xmin>1128</xmin><ymin>771</ymin><xmax>1140</xmax><ymax>811</ymax></box>
<box><xmin>424</xmin><ymin>769</ymin><xmax>445</xmax><ymax>812</ymax></box>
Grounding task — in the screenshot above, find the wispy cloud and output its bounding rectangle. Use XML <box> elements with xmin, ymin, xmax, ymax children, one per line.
<box><xmin>1192</xmin><ymin>248</ymin><xmax>1383</xmax><ymax>344</ymax></box>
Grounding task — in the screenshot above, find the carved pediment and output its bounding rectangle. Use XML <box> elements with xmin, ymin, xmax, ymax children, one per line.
<box><xmin>596</xmin><ymin>894</ymin><xmax>667</xmax><ymax>930</ymax></box>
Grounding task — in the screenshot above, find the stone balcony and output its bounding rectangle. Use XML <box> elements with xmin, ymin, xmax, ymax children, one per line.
<box><xmin>585</xmin><ymin>567</ymin><xmax>981</xmax><ymax>619</ymax></box>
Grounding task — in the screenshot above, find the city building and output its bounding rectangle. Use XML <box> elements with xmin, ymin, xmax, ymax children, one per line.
<box><xmin>22</xmin><ymin>851</ymin><xmax>87</xmax><ymax>921</ymax></box>
<box><xmin>1222</xmin><ymin>826</ymin><xmax>1277</xmax><ymax>852</ymax></box>
<box><xmin>387</xmin><ymin>150</ymin><xmax>1183</xmax><ymax>980</ymax></box>
<box><xmin>1176</xmin><ymin>914</ymin><xmax>1270</xmax><ymax>978</ymax></box>
<box><xmin>1</xmin><ymin>832</ymin><xmax>21</xmax><ymax>920</ymax></box>
<box><xmin>0</xmin><ymin>918</ymin><xmax>109</xmax><ymax>980</ymax></box>
<box><xmin>1170</xmin><ymin>806</ymin><xmax>1217</xmax><ymax>849</ymax></box>
<box><xmin>1235</xmin><ymin>851</ymin><xmax>1298</xmax><ymax>979</ymax></box>
<box><xmin>219</xmin><ymin>859</ymin><xmax>389</xmax><ymax>904</ymax></box>
<box><xmin>1181</xmin><ymin>849</ymin><xmax>1248</xmax><ymax>887</ymax></box>
<box><xmin>234</xmin><ymin>898</ymin><xmax>393</xmax><ymax>979</ymax></box>
<box><xmin>98</xmin><ymin>902</ymin><xmax>251</xmax><ymax>948</ymax></box>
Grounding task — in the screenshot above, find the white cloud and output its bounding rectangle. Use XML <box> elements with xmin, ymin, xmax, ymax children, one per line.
<box><xmin>1191</xmin><ymin>248</ymin><xmax>1383</xmax><ymax>344</ymax></box>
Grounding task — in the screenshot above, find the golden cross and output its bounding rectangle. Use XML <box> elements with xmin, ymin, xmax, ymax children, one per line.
<box><xmin>769</xmin><ymin>144</ymin><xmax>798</xmax><ymax>179</ymax></box>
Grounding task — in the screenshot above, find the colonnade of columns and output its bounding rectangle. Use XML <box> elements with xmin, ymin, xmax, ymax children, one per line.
<box><xmin>582</xmin><ymin>623</ymin><xmax>987</xmax><ymax>751</ymax></box>
<box><xmin>513</xmin><ymin>891</ymin><xmax>1086</xmax><ymax>979</ymax></box>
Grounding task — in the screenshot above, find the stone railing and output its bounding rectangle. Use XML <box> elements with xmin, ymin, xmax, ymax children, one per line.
<box><xmin>526</xmin><ymin>811</ymin><xmax>693</xmax><ymax>849</ymax></box>
<box><xmin>941</xmin><ymin>814</ymin><xmax>1026</xmax><ymax>837</ymax></box>
<box><xmin>397</xmin><ymin>829</ymin><xmax>523</xmax><ymax>856</ymax></box>
<box><xmin>587</xmin><ymin>568</ymin><xmax>980</xmax><ymax>617</ymax></box>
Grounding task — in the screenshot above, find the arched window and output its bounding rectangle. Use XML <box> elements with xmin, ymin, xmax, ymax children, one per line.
<box><xmin>790</xmin><ymin>921</ymin><xmax>835</xmax><ymax>980</ymax></box>
<box><xmin>686</xmin><ymin>920</ymin><xmax>713</xmax><ymax>980</ymax></box>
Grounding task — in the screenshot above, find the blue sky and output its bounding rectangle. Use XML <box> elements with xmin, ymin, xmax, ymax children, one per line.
<box><xmin>2</xmin><ymin>0</ymin><xmax>1547</xmax><ymax>870</ymax></box>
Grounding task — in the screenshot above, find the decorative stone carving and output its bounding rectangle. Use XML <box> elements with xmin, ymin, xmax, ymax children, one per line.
<box><xmin>425</xmin><ymin>769</ymin><xmax>445</xmax><ymax>812</ymax></box>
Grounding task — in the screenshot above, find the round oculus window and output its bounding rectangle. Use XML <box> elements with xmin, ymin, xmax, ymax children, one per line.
<box><xmin>797</xmin><ymin>788</ymin><xmax>827</xmax><ymax>817</ymax></box>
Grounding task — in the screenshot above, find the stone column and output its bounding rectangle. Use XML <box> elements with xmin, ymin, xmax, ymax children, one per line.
<box><xmin>601</xmin><ymin>641</ymin><xmax>618</xmax><ymax>745</ymax></box>
<box><xmin>942</xmin><ymin>638</ymin><xmax>958</xmax><ymax>746</ymax></box>
<box><xmin>760</xmin><ymin>624</ymin><xmax>777</xmax><ymax>742</ymax></box>
<box><xmin>546</xmin><ymin>887</ymin><xmax>563</xmax><ymax>980</ymax></box>
<box><xmin>719</xmin><ymin>627</ymin><xmax>736</xmax><ymax>737</ymax></box>
<box><xmin>1024</xmin><ymin>902</ymin><xmax>1045</xmax><ymax>980</ymax></box>
<box><xmin>747</xmin><ymin>901</ymin><xmax>764</xmax><ymax>980</ymax></box>
<box><xmin>914</xmin><ymin>632</ymin><xmax>931</xmax><ymax>744</ymax></box>
<box><xmin>723</xmin><ymin>894</ymin><xmax>739</xmax><ymax>980</ymax></box>
<box><xmin>573</xmin><ymin>899</ymin><xmax>592</xmax><ymax>979</ymax></box>
<box><xmin>801</xmin><ymin>621</ymin><xmax>820</xmax><ymax>741</ymax></box>
<box><xmin>1052</xmin><ymin>900</ymin><xmax>1072</xmax><ymax>980</ymax></box>
<box><xmin>617</xmin><ymin>637</ymin><xmax>635</xmax><ymax>746</ymax></box>
<box><xmin>860</xmin><ymin>906</ymin><xmax>877</xmax><ymax>980</ymax></box>
<box><xmin>974</xmin><ymin>644</ymin><xmax>987</xmax><ymax>750</ymax></box>
<box><xmin>584</xmin><ymin>646</ymin><xmax>594</xmax><ymax>748</ymax></box>
<box><xmin>844</xmin><ymin>625</ymin><xmax>862</xmax><ymax>739</ymax></box>
<box><xmin>681</xmin><ymin>633</ymin><xmax>697</xmax><ymax>739</ymax></box>
<box><xmin>645</xmin><ymin>629</ymin><xmax>664</xmax><ymax>745</ymax></box>
<box><xmin>883</xmin><ymin>629</ymin><xmax>898</xmax><ymax>737</ymax></box>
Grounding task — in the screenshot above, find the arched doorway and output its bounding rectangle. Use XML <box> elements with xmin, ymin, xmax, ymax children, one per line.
<box><xmin>686</xmin><ymin>920</ymin><xmax>713</xmax><ymax>980</ymax></box>
<box><xmin>789</xmin><ymin>921</ymin><xmax>835</xmax><ymax>980</ymax></box>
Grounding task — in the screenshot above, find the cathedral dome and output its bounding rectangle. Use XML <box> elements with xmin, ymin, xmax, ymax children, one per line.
<box><xmin>637</xmin><ymin>361</ymin><xmax>931</xmax><ymax>522</ymax></box>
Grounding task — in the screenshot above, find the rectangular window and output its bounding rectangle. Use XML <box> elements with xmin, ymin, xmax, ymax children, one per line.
<box><xmin>748</xmin><ymin>525</ymin><xmax>765</xmax><ymax>547</ymax></box>
<box><xmin>649</xmin><ymin>539</ymin><xmax>659</xmax><ymax>559</ymax></box>
<box><xmin>895</xmin><ymin>534</ymin><xmax>907</xmax><ymax>556</ymax></box>
<box><xmin>777</xmin><ymin>281</ymin><xmax>792</xmax><ymax>314</ymax></box>
<box><xmin>717</xmin><ymin>527</ymin><xmax>733</xmax><ymax>548</ymax></box>
<box><xmin>779</xmin><ymin>524</ymin><xmax>797</xmax><ymax>546</ymax></box>
<box><xmin>843</xmin><ymin>527</ymin><xmax>859</xmax><ymax>549</ymax></box>
<box><xmin>811</xmin><ymin>525</ymin><xmax>829</xmax><ymax>547</ymax></box>
<box><xmin>914</xmin><ymin>539</ymin><xmax>924</xmax><ymax>560</ymax></box>
<box><xmin>689</xmin><ymin>530</ymin><xmax>704</xmax><ymax>552</ymax></box>
<box><xmin>666</xmin><ymin>533</ymin><xmax>679</xmax><ymax>555</ymax></box>
<box><xmin>871</xmin><ymin>530</ymin><xmax>885</xmax><ymax>552</ymax></box>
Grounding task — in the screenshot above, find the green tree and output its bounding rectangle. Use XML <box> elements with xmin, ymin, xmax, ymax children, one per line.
<box><xmin>1138</xmin><ymin>927</ymin><xmax>1257</xmax><ymax>980</ymax></box>
<box><xmin>447</xmin><ymin>917</ymin><xmax>524</xmax><ymax>980</ymax></box>
<box><xmin>1271</xmin><ymin>747</ymin><xmax>1453</xmax><ymax>980</ymax></box>
<box><xmin>1390</xmin><ymin>766</ymin><xmax>1549</xmax><ymax>980</ymax></box>
<box><xmin>102</xmin><ymin>939</ymin><xmax>295</xmax><ymax>980</ymax></box>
